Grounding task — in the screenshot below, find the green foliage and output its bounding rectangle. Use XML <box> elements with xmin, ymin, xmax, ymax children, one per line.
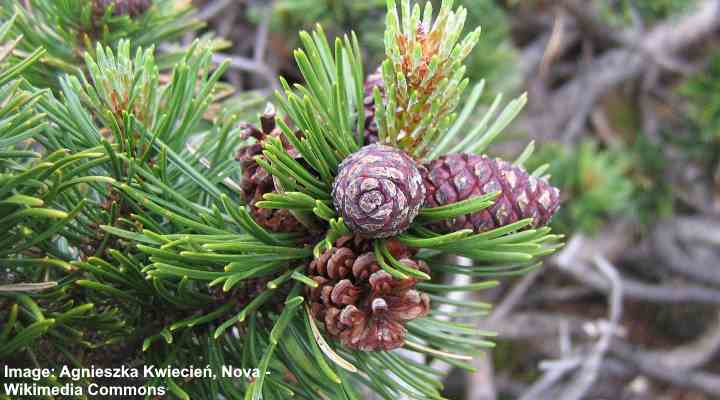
<box><xmin>273</xmin><ymin>24</ymin><xmax>365</xmax><ymax>185</ymax></box>
<box><xmin>370</xmin><ymin>0</ymin><xmax>525</xmax><ymax>160</ymax></box>
<box><xmin>42</xmin><ymin>38</ymin><xmax>231</xmax><ymax>159</ymax></box>
<box><xmin>0</xmin><ymin>19</ymin><xmax>51</xmax><ymax>255</ymax></box>
<box><xmin>0</xmin><ymin>0</ymin><xmax>217</xmax><ymax>89</ymax></box>
<box><xmin>0</xmin><ymin>19</ymin><xmax>129</xmax><ymax>375</ymax></box>
<box><xmin>528</xmin><ymin>141</ymin><xmax>634</xmax><ymax>234</ymax></box>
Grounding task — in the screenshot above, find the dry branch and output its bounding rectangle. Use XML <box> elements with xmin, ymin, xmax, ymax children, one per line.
<box><xmin>555</xmin><ymin>233</ymin><xmax>720</xmax><ymax>305</ymax></box>
<box><xmin>522</xmin><ymin>0</ymin><xmax>720</xmax><ymax>142</ymax></box>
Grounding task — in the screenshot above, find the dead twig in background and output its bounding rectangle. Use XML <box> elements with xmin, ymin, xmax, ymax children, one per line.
<box><xmin>652</xmin><ymin>217</ymin><xmax>720</xmax><ymax>287</ymax></box>
<box><xmin>632</xmin><ymin>310</ymin><xmax>720</xmax><ymax>372</ymax></box>
<box><xmin>557</xmin><ymin>256</ymin><xmax>623</xmax><ymax>400</ymax></box>
<box><xmin>610</xmin><ymin>341</ymin><xmax>720</xmax><ymax>396</ymax></box>
<box><xmin>193</xmin><ymin>0</ymin><xmax>240</xmax><ymax>22</ymax></box>
<box><xmin>515</xmin><ymin>255</ymin><xmax>624</xmax><ymax>400</ymax></box>
<box><xmin>253</xmin><ymin>0</ymin><xmax>273</xmax><ymax>63</ymax></box>
<box><xmin>556</xmin><ymin>234</ymin><xmax>720</xmax><ymax>305</ymax></box>
<box><xmin>538</xmin><ymin>11</ymin><xmax>568</xmax><ymax>81</ymax></box>
<box><xmin>211</xmin><ymin>52</ymin><xmax>277</xmax><ymax>91</ymax></box>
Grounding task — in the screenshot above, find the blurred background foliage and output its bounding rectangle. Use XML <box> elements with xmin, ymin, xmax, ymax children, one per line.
<box><xmin>598</xmin><ymin>0</ymin><xmax>696</xmax><ymax>24</ymax></box>
<box><xmin>527</xmin><ymin>140</ymin><xmax>635</xmax><ymax>234</ymax></box>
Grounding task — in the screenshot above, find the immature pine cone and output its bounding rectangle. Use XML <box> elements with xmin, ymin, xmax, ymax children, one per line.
<box><xmin>94</xmin><ymin>0</ymin><xmax>151</xmax><ymax>17</ymax></box>
<box><xmin>236</xmin><ymin>104</ymin><xmax>305</xmax><ymax>233</ymax></box>
<box><xmin>362</xmin><ymin>68</ymin><xmax>384</xmax><ymax>145</ymax></box>
<box><xmin>307</xmin><ymin>236</ymin><xmax>430</xmax><ymax>351</ymax></box>
<box><xmin>423</xmin><ymin>153</ymin><xmax>560</xmax><ymax>232</ymax></box>
<box><xmin>332</xmin><ymin>144</ymin><xmax>425</xmax><ymax>238</ymax></box>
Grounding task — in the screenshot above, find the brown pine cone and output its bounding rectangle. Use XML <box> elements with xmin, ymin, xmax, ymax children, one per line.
<box><xmin>236</xmin><ymin>104</ymin><xmax>305</xmax><ymax>233</ymax></box>
<box><xmin>422</xmin><ymin>153</ymin><xmax>560</xmax><ymax>232</ymax></box>
<box><xmin>363</xmin><ymin>67</ymin><xmax>384</xmax><ymax>145</ymax></box>
<box><xmin>307</xmin><ymin>236</ymin><xmax>430</xmax><ymax>351</ymax></box>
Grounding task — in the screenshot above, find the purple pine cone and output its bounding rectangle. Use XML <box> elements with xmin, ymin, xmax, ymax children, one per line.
<box><xmin>332</xmin><ymin>144</ymin><xmax>425</xmax><ymax>238</ymax></box>
<box><xmin>423</xmin><ymin>153</ymin><xmax>560</xmax><ymax>232</ymax></box>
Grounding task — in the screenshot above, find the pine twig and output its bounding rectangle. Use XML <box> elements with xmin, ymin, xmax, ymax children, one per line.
<box><xmin>522</xmin><ymin>0</ymin><xmax>720</xmax><ymax>142</ymax></box>
<box><xmin>556</xmin><ymin>256</ymin><xmax>623</xmax><ymax>400</ymax></box>
<box><xmin>555</xmin><ymin>233</ymin><xmax>720</xmax><ymax>305</ymax></box>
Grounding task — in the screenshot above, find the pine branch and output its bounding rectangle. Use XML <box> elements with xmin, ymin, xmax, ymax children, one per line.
<box><xmin>1</xmin><ymin>0</ymin><xmax>215</xmax><ymax>89</ymax></box>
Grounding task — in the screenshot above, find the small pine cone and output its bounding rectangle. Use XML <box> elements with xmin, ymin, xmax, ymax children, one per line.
<box><xmin>423</xmin><ymin>153</ymin><xmax>560</xmax><ymax>232</ymax></box>
<box><xmin>363</xmin><ymin>67</ymin><xmax>384</xmax><ymax>145</ymax></box>
<box><xmin>307</xmin><ymin>236</ymin><xmax>430</xmax><ymax>351</ymax></box>
<box><xmin>236</xmin><ymin>104</ymin><xmax>305</xmax><ymax>233</ymax></box>
<box><xmin>94</xmin><ymin>0</ymin><xmax>151</xmax><ymax>17</ymax></box>
<box><xmin>332</xmin><ymin>144</ymin><xmax>425</xmax><ymax>238</ymax></box>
